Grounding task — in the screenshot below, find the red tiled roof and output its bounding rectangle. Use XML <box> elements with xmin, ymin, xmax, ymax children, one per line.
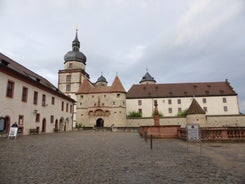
<box><xmin>111</xmin><ymin>76</ymin><xmax>126</xmax><ymax>93</ymax></box>
<box><xmin>77</xmin><ymin>78</ymin><xmax>93</xmax><ymax>94</ymax></box>
<box><xmin>186</xmin><ymin>99</ymin><xmax>206</xmax><ymax>114</ymax></box>
<box><xmin>77</xmin><ymin>76</ymin><xmax>126</xmax><ymax>94</ymax></box>
<box><xmin>126</xmin><ymin>81</ymin><xmax>237</xmax><ymax>99</ymax></box>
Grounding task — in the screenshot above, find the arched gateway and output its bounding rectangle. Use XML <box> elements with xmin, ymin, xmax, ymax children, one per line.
<box><xmin>96</xmin><ymin>118</ymin><xmax>104</xmax><ymax>127</ymax></box>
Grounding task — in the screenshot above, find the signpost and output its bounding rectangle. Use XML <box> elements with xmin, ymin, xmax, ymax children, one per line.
<box><xmin>8</xmin><ymin>127</ymin><xmax>18</xmax><ymax>139</ymax></box>
<box><xmin>186</xmin><ymin>124</ymin><xmax>201</xmax><ymax>154</ymax></box>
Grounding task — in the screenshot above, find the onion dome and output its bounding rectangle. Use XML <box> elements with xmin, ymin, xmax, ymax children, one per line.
<box><xmin>64</xmin><ymin>29</ymin><xmax>87</xmax><ymax>64</ymax></box>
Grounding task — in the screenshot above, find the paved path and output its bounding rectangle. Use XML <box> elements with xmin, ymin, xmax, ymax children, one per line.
<box><xmin>0</xmin><ymin>131</ymin><xmax>244</xmax><ymax>184</ymax></box>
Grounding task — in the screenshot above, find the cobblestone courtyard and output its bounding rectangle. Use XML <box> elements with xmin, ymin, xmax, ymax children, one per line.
<box><xmin>0</xmin><ymin>131</ymin><xmax>244</xmax><ymax>184</ymax></box>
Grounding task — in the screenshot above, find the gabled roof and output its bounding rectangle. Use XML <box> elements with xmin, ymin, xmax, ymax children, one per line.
<box><xmin>186</xmin><ymin>99</ymin><xmax>206</xmax><ymax>115</ymax></box>
<box><xmin>0</xmin><ymin>52</ymin><xmax>75</xmax><ymax>102</ymax></box>
<box><xmin>127</xmin><ymin>81</ymin><xmax>237</xmax><ymax>99</ymax></box>
<box><xmin>77</xmin><ymin>76</ymin><xmax>126</xmax><ymax>94</ymax></box>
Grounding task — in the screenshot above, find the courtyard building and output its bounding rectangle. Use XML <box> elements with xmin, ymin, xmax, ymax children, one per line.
<box><xmin>0</xmin><ymin>53</ymin><xmax>75</xmax><ymax>135</ymax></box>
<box><xmin>126</xmin><ymin>71</ymin><xmax>240</xmax><ymax>118</ymax></box>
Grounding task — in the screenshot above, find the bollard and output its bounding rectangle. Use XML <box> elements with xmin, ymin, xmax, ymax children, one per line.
<box><xmin>144</xmin><ymin>132</ymin><xmax>147</xmax><ymax>142</ymax></box>
<box><xmin>150</xmin><ymin>135</ymin><xmax>153</xmax><ymax>150</ymax></box>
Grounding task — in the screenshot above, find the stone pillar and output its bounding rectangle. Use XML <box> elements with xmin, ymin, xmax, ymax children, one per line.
<box><xmin>154</xmin><ymin>101</ymin><xmax>160</xmax><ymax>126</ymax></box>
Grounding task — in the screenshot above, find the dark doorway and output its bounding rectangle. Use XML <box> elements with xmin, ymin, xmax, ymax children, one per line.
<box><xmin>42</xmin><ymin>118</ymin><xmax>46</xmax><ymax>133</ymax></box>
<box><xmin>96</xmin><ymin>118</ymin><xmax>104</xmax><ymax>127</ymax></box>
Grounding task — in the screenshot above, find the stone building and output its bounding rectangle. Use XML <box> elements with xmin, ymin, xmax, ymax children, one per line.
<box><xmin>58</xmin><ymin>30</ymin><xmax>241</xmax><ymax>129</ymax></box>
<box><xmin>58</xmin><ymin>30</ymin><xmax>127</xmax><ymax>128</ymax></box>
<box><xmin>126</xmin><ymin>71</ymin><xmax>240</xmax><ymax>117</ymax></box>
<box><xmin>76</xmin><ymin>75</ymin><xmax>126</xmax><ymax>128</ymax></box>
<box><xmin>0</xmin><ymin>53</ymin><xmax>75</xmax><ymax>135</ymax></box>
<box><xmin>58</xmin><ymin>29</ymin><xmax>89</xmax><ymax>126</ymax></box>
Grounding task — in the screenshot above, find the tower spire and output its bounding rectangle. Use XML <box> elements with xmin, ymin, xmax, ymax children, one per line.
<box><xmin>72</xmin><ymin>26</ymin><xmax>80</xmax><ymax>51</ymax></box>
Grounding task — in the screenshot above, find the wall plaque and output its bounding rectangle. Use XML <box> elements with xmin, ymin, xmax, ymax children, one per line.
<box><xmin>186</xmin><ymin>124</ymin><xmax>200</xmax><ymax>142</ymax></box>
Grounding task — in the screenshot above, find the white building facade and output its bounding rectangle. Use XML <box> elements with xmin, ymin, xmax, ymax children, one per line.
<box><xmin>0</xmin><ymin>53</ymin><xmax>75</xmax><ymax>135</ymax></box>
<box><xmin>126</xmin><ymin>72</ymin><xmax>240</xmax><ymax>117</ymax></box>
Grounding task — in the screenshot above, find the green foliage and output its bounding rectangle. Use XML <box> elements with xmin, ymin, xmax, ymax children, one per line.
<box><xmin>127</xmin><ymin>111</ymin><xmax>142</xmax><ymax>118</ymax></box>
<box><xmin>177</xmin><ymin>109</ymin><xmax>188</xmax><ymax>117</ymax></box>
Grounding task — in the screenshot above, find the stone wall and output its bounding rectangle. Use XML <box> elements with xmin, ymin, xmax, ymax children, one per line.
<box><xmin>127</xmin><ymin>114</ymin><xmax>245</xmax><ymax>128</ymax></box>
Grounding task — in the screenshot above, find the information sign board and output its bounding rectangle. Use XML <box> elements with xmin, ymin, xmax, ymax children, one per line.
<box><xmin>186</xmin><ymin>124</ymin><xmax>200</xmax><ymax>142</ymax></box>
<box><xmin>8</xmin><ymin>127</ymin><xmax>18</xmax><ymax>139</ymax></box>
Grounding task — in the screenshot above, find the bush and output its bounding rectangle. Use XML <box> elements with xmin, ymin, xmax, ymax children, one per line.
<box><xmin>177</xmin><ymin>109</ymin><xmax>188</xmax><ymax>117</ymax></box>
<box><xmin>127</xmin><ymin>111</ymin><xmax>142</xmax><ymax>118</ymax></box>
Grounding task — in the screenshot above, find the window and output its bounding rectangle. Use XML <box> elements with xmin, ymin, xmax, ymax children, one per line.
<box><xmin>138</xmin><ymin>109</ymin><xmax>142</xmax><ymax>114</ymax></box>
<box><xmin>50</xmin><ymin>115</ymin><xmax>54</xmax><ymax>123</ymax></box>
<box><xmin>168</xmin><ymin>108</ymin><xmax>172</xmax><ymax>113</ymax></box>
<box><xmin>223</xmin><ymin>98</ymin><xmax>227</xmax><ymax>103</ymax></box>
<box><xmin>21</xmin><ymin>87</ymin><xmax>28</xmax><ymax>102</ymax></box>
<box><xmin>70</xmin><ymin>104</ymin><xmax>73</xmax><ymax>113</ymax></box>
<box><xmin>42</xmin><ymin>94</ymin><xmax>46</xmax><ymax>106</ymax></box>
<box><xmin>178</xmin><ymin>108</ymin><xmax>182</xmax><ymax>113</ymax></box>
<box><xmin>66</xmin><ymin>75</ymin><xmax>71</xmax><ymax>82</ymax></box>
<box><xmin>112</xmin><ymin>101</ymin><xmax>116</xmax><ymax>105</ymax></box>
<box><xmin>117</xmin><ymin>94</ymin><xmax>120</xmax><ymax>98</ymax></box>
<box><xmin>66</xmin><ymin>103</ymin><xmax>68</xmax><ymax>112</ymax></box>
<box><xmin>202</xmin><ymin>98</ymin><xmax>207</xmax><ymax>104</ymax></box>
<box><xmin>224</xmin><ymin>106</ymin><xmax>228</xmax><ymax>112</ymax></box>
<box><xmin>61</xmin><ymin>101</ymin><xmax>64</xmax><ymax>111</ymax></box>
<box><xmin>6</xmin><ymin>80</ymin><xmax>14</xmax><ymax>98</ymax></box>
<box><xmin>33</xmin><ymin>91</ymin><xmax>38</xmax><ymax>105</ymax></box>
<box><xmin>177</xmin><ymin>99</ymin><xmax>181</xmax><ymax>104</ymax></box>
<box><xmin>68</xmin><ymin>63</ymin><xmax>73</xmax><ymax>68</ymax></box>
<box><xmin>66</xmin><ymin>85</ymin><xmax>71</xmax><ymax>92</ymax></box>
<box><xmin>36</xmin><ymin>113</ymin><xmax>40</xmax><ymax>122</ymax></box>
<box><xmin>51</xmin><ymin>97</ymin><xmax>55</xmax><ymax>105</ymax></box>
<box><xmin>203</xmin><ymin>107</ymin><xmax>207</xmax><ymax>112</ymax></box>
<box><xmin>18</xmin><ymin>115</ymin><xmax>24</xmax><ymax>126</ymax></box>
<box><xmin>138</xmin><ymin>100</ymin><xmax>142</xmax><ymax>106</ymax></box>
<box><xmin>168</xmin><ymin>99</ymin><xmax>172</xmax><ymax>105</ymax></box>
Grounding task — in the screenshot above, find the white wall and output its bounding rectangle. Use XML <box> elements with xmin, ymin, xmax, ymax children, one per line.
<box><xmin>0</xmin><ymin>72</ymin><xmax>74</xmax><ymax>135</ymax></box>
<box><xmin>126</xmin><ymin>96</ymin><xmax>240</xmax><ymax>117</ymax></box>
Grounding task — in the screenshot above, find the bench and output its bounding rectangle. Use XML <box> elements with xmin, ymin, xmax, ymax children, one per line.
<box><xmin>29</xmin><ymin>128</ymin><xmax>39</xmax><ymax>135</ymax></box>
<box><xmin>54</xmin><ymin>128</ymin><xmax>60</xmax><ymax>133</ymax></box>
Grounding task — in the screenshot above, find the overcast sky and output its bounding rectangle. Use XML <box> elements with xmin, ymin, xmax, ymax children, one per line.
<box><xmin>0</xmin><ymin>0</ymin><xmax>245</xmax><ymax>112</ymax></box>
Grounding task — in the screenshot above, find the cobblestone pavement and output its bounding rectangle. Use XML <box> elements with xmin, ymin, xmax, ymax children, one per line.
<box><xmin>0</xmin><ymin>131</ymin><xmax>244</xmax><ymax>184</ymax></box>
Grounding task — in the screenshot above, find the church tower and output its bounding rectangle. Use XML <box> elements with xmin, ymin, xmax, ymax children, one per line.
<box><xmin>58</xmin><ymin>29</ymin><xmax>89</xmax><ymax>127</ymax></box>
